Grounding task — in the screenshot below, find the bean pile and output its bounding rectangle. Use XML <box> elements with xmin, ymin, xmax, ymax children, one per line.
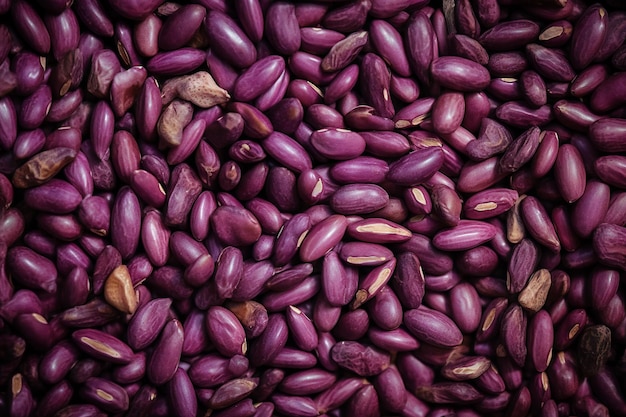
<box><xmin>1</xmin><ymin>0</ymin><xmax>626</xmax><ymax>416</ymax></box>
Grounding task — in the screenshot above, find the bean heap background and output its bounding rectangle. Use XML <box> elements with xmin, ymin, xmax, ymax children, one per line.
<box><xmin>1</xmin><ymin>0</ymin><xmax>626</xmax><ymax>416</ymax></box>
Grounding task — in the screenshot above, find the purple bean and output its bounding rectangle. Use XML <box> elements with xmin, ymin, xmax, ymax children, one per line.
<box><xmin>570</xmin><ymin>64</ymin><xmax>608</xmax><ymax>100</ymax></box>
<box><xmin>17</xmin><ymin>83</ymin><xmax>51</xmax><ymax>130</ymax></box>
<box><xmin>125</xmin><ymin>298</ymin><xmax>171</xmax><ymax>351</ymax></box>
<box><xmin>72</xmin><ymin>0</ymin><xmax>112</xmax><ymax>37</ymax></box>
<box><xmin>416</xmin><ymin>382</ymin><xmax>484</xmax><ymax>405</ymax></box>
<box><xmin>352</xmin><ymin>58</ymin><xmax>387</xmax><ymax>119</ymax></box>
<box><xmin>261</xmin><ymin>273</ymin><xmax>319</xmax><ymax>311</ymax></box>
<box><xmin>537</xmin><ymin>20</ymin><xmax>572</xmax><ymax>48</ymax></box>
<box><xmin>590</xmin><ymin>117</ymin><xmax>626</xmax><ymax>153</ymax></box>
<box><xmin>487</xmin><ymin>76</ymin><xmax>526</xmax><ymax>105</ymax></box>
<box><xmin>331</xmin><ymin>309</ymin><xmax>367</xmax><ymax>342</ymax></box>
<box><xmin>330</xmin><ymin>341</ymin><xmax>390</xmax><ymax>376</ymax></box>
<box><xmin>162</xmin><ymin>368</ymin><xmax>196</xmax><ymax>417</ymax></box>
<box><xmin>206</xmin><ymin>306</ymin><xmax>247</xmax><ymax>357</ymax></box>
<box><xmin>5</xmin><ymin>245</ymin><xmax>56</xmax><ymax>293</ymax></box>
<box><xmin>441</xmin><ymin>355</ymin><xmax>492</xmax><ymax>383</ymax></box>
<box><xmin>345</xmin><ymin>384</ymin><xmax>380</xmax><ymax>417</ymax></box>
<box><xmin>455</xmin><ymin>0</ymin><xmax>480</xmax><ymax>37</ymax></box>
<box><xmin>34</xmin><ymin>380</ymin><xmax>73</xmax><ymax>417</ymax></box>
<box><xmin>112</xmin><ymin>351</ymin><xmax>146</xmax><ymax>385</ymax></box>
<box><xmin>188</xmin><ymin>354</ymin><xmax>247</xmax><ymax>389</ymax></box>
<box><xmin>283</xmin><ymin>305</ymin><xmax>317</xmax><ymax>352</ymax></box>
<box><xmin>79</xmin><ymin>377</ymin><xmax>129</xmax><ymax>413</ymax></box>
<box><xmin>370</xmin><ymin>20</ymin><xmax>411</xmax><ymax>76</ymax></box>
<box><xmin>248</xmin><ymin>313</ymin><xmax>289</xmax><ymax>367</ymax></box>
<box><xmin>279</xmin><ymin>368</ymin><xmax>336</xmax><ymax>396</ymax></box>
<box><xmin>300</xmin><ymin>27</ymin><xmax>342</xmax><ymax>57</ymax></box>
<box><xmin>206</xmin><ymin>378</ymin><xmax>257</xmax><ymax>410</ymax></box>
<box><xmin>71</xmin><ymin>329</ymin><xmax>133</xmax><ymax>365</ymax></box>
<box><xmin>43</xmin><ymin>8</ymin><xmax>79</xmax><ymax>61</ymax></box>
<box><xmin>387</xmin><ymin>146</ymin><xmax>444</xmax><ymax>187</ymax></box>
<box><xmin>432</xmin><ymin>92</ymin><xmax>465</xmax><ymax>136</ymax></box>
<box><xmin>88</xmin><ymin>51</ymin><xmax>121</xmax><ymax>100</ymax></box>
<box><xmin>157</xmin><ymin>5</ymin><xmax>205</xmax><ymax>51</ymax></box>
<box><xmin>320</xmin><ymin>30</ymin><xmax>367</xmax><ymax>74</ymax></box>
<box><xmin>12</xmin><ymin>52</ymin><xmax>45</xmax><ymax>97</ymax></box>
<box><xmin>311</xmin><ymin>299</ymin><xmax>341</xmax><ymax>335</ymax></box>
<box><xmin>450</xmin><ymin>34</ymin><xmax>489</xmax><ymax>65</ymax></box>
<box><xmin>388</xmin><ymin>76</ymin><xmax>419</xmax><ymax>107</ymax></box>
<box><xmin>592</xmin><ymin>222</ymin><xmax>626</xmax><ymax>271</ymax></box>
<box><xmin>314</xmin><ymin>377</ymin><xmax>364</xmax><ymax>414</ymax></box>
<box><xmin>246</xmin><ymin>369</ymin><xmax>282</xmax><ymax>404</ymax></box>
<box><xmin>264</xmin><ymin>2</ymin><xmax>300</xmax><ymax>56</ymax></box>
<box><xmin>146</xmin><ymin>318</ymin><xmax>184</xmax><ymax>385</ymax></box>
<box><xmin>405</xmin><ymin>11</ymin><xmax>435</xmax><ymax>87</ymax></box>
<box><xmin>431</xmin><ymin>57</ymin><xmax>491</xmax><ymax>92</ymax></box>
<box><xmin>404</xmin><ymin>305</ymin><xmax>463</xmax><ymax>348</ymax></box>
<box><xmin>145</xmin><ymin>48</ymin><xmax>206</xmax><ymax>76</ymax></box>
<box><xmin>267</xmin><ymin>347</ymin><xmax>318</xmax><ymax>369</ymax></box>
<box><xmin>11</xmin><ymin>0</ymin><xmax>51</xmax><ymax>55</ymax></box>
<box><xmin>431</xmin><ymin>220</ymin><xmax>496</xmax><ymax>252</ymax></box>
<box><xmin>13</xmin><ymin>129</ymin><xmax>45</xmax><ymax>160</ymax></box>
<box><xmin>545</xmin><ymin>351</ymin><xmax>579</xmax><ymax>402</ymax></box>
<box><xmin>272</xmin><ymin>394</ymin><xmax>318</xmax><ymax>417</ymax></box>
<box><xmin>231</xmin><ymin>1</ymin><xmax>263</xmax><ymax>43</ymax></box>
<box><xmin>480</xmin><ymin>20</ymin><xmax>540</xmax><ymax>51</ymax></box>
<box><xmin>322</xmin><ymin>0</ymin><xmax>370</xmax><ymax>33</ymax></box>
<box><xmin>526</xmin><ymin>43</ymin><xmax>576</xmax><ymax>82</ymax></box>
<box><xmin>106</xmin><ymin>0</ymin><xmax>163</xmax><ymax>20</ymax></box>
<box><xmin>554</xmin><ymin>143</ymin><xmax>586</xmax><ymax>203</ymax></box>
<box><xmin>233</xmin><ymin>56</ymin><xmax>285</xmax><ymax>103</ymax></box>
<box><xmin>365</xmin><ymin>285</ymin><xmax>400</xmax><ymax>330</ymax></box>
<box><xmin>569</xmin><ymin>4</ymin><xmax>609</xmax><ymax>71</ymax></box>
